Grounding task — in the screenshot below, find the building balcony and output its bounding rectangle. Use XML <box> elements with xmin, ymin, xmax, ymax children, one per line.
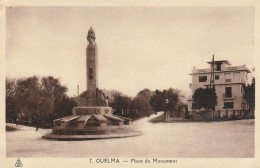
<box><xmin>223</xmin><ymin>93</ymin><xmax>234</xmax><ymax>100</ymax></box>
<box><xmin>224</xmin><ymin>78</ymin><xmax>244</xmax><ymax>84</ymax></box>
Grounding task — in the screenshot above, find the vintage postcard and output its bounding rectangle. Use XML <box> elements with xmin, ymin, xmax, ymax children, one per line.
<box><xmin>0</xmin><ymin>1</ymin><xmax>259</xmax><ymax>168</ymax></box>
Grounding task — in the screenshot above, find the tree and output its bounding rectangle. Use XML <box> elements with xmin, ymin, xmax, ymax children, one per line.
<box><xmin>192</xmin><ymin>87</ymin><xmax>217</xmax><ymax>119</ymax></box>
<box><xmin>108</xmin><ymin>90</ymin><xmax>132</xmax><ymax>116</ymax></box>
<box><xmin>130</xmin><ymin>89</ymin><xmax>154</xmax><ymax>118</ymax></box>
<box><xmin>41</xmin><ymin>76</ymin><xmax>68</xmax><ymax>116</ymax></box>
<box><xmin>150</xmin><ymin>88</ymin><xmax>183</xmax><ymax>114</ymax></box>
<box><xmin>150</xmin><ymin>90</ymin><xmax>165</xmax><ymax>112</ymax></box>
<box><xmin>15</xmin><ymin>76</ymin><xmax>42</xmax><ymax>124</ymax></box>
<box><xmin>53</xmin><ymin>95</ymin><xmax>76</xmax><ymax>119</ymax></box>
<box><xmin>6</xmin><ymin>78</ymin><xmax>18</xmax><ymax>122</ymax></box>
<box><xmin>136</xmin><ymin>89</ymin><xmax>154</xmax><ymax>99</ymax></box>
<box><xmin>243</xmin><ymin>77</ymin><xmax>255</xmax><ymax>112</ymax></box>
<box><xmin>165</xmin><ymin>88</ymin><xmax>183</xmax><ymax>112</ymax></box>
<box><xmin>6</xmin><ymin>76</ymin><xmax>73</xmax><ymax>128</ymax></box>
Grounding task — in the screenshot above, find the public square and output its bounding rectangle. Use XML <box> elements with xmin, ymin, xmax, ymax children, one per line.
<box><xmin>6</xmin><ymin>112</ymin><xmax>254</xmax><ymax>158</ymax></box>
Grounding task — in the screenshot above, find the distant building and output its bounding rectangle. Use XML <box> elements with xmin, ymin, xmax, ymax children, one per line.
<box><xmin>187</xmin><ymin>60</ymin><xmax>251</xmax><ymax>114</ymax></box>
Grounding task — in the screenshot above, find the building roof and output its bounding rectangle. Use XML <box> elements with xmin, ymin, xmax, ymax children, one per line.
<box><xmin>207</xmin><ymin>60</ymin><xmax>231</xmax><ymax>65</ymax></box>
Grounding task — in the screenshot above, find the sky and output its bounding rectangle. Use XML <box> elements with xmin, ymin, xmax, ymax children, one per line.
<box><xmin>6</xmin><ymin>7</ymin><xmax>255</xmax><ymax>98</ymax></box>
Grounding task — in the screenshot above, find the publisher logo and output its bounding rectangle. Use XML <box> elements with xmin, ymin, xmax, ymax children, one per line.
<box><xmin>15</xmin><ymin>158</ymin><xmax>23</xmax><ymax>167</ymax></box>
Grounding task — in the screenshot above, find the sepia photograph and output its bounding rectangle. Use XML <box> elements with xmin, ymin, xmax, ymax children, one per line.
<box><xmin>1</xmin><ymin>4</ymin><xmax>259</xmax><ymax>168</ymax></box>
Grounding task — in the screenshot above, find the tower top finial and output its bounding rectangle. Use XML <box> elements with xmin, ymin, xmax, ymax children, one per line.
<box><xmin>87</xmin><ymin>27</ymin><xmax>96</xmax><ymax>44</ymax></box>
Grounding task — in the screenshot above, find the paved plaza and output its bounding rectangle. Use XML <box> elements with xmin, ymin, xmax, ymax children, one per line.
<box><xmin>6</xmin><ymin>112</ymin><xmax>254</xmax><ymax>158</ymax></box>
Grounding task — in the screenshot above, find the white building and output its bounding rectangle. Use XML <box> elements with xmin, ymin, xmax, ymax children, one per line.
<box><xmin>187</xmin><ymin>60</ymin><xmax>251</xmax><ymax>114</ymax></box>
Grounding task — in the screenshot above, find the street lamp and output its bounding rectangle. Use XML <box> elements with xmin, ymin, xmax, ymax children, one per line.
<box><xmin>165</xmin><ymin>99</ymin><xmax>169</xmax><ymax>122</ymax></box>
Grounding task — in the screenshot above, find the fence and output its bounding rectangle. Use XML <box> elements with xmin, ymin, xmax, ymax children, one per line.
<box><xmin>191</xmin><ymin>109</ymin><xmax>255</xmax><ymax>121</ymax></box>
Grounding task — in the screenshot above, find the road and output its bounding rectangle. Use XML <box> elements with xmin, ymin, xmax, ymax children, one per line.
<box><xmin>6</xmin><ymin>112</ymin><xmax>254</xmax><ymax>157</ymax></box>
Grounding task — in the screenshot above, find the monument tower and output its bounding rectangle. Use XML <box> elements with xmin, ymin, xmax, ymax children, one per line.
<box><xmin>86</xmin><ymin>27</ymin><xmax>98</xmax><ymax>106</ymax></box>
<box><xmin>43</xmin><ymin>27</ymin><xmax>141</xmax><ymax>140</ymax></box>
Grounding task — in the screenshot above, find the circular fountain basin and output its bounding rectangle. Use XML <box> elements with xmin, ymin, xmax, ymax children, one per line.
<box><xmin>42</xmin><ymin>106</ymin><xmax>142</xmax><ymax>140</ymax></box>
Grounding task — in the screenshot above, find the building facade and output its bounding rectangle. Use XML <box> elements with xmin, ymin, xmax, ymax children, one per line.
<box><xmin>187</xmin><ymin>60</ymin><xmax>250</xmax><ymax>114</ymax></box>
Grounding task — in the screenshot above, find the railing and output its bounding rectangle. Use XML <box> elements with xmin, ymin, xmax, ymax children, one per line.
<box><xmin>223</xmin><ymin>65</ymin><xmax>247</xmax><ymax>71</ymax></box>
<box><xmin>192</xmin><ymin>65</ymin><xmax>247</xmax><ymax>74</ymax></box>
<box><xmin>225</xmin><ymin>79</ymin><xmax>232</xmax><ymax>83</ymax></box>
<box><xmin>198</xmin><ymin>69</ymin><xmax>208</xmax><ymax>72</ymax></box>
<box><xmin>227</xmin><ymin>66</ymin><xmax>237</xmax><ymax>70</ymax></box>
<box><xmin>223</xmin><ymin>93</ymin><xmax>234</xmax><ymax>99</ymax></box>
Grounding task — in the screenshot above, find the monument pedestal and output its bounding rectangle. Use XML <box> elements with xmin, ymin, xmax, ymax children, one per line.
<box><xmin>42</xmin><ymin>106</ymin><xmax>142</xmax><ymax>140</ymax></box>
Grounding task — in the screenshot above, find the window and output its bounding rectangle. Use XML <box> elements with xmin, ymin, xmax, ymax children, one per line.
<box><xmin>225</xmin><ymin>87</ymin><xmax>232</xmax><ymax>97</ymax></box>
<box><xmin>216</xmin><ymin>63</ymin><xmax>221</xmax><ymax>71</ymax></box>
<box><xmin>224</xmin><ymin>72</ymin><xmax>231</xmax><ymax>82</ymax></box>
<box><xmin>199</xmin><ymin>76</ymin><xmax>207</xmax><ymax>82</ymax></box>
<box><xmin>224</xmin><ymin>102</ymin><xmax>234</xmax><ymax>109</ymax></box>
<box><xmin>215</xmin><ymin>75</ymin><xmax>219</xmax><ymax>80</ymax></box>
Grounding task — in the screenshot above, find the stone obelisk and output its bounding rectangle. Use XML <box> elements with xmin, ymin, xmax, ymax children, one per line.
<box><xmin>86</xmin><ymin>27</ymin><xmax>98</xmax><ymax>106</ymax></box>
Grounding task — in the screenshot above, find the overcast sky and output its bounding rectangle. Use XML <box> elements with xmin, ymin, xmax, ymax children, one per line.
<box><xmin>6</xmin><ymin>7</ymin><xmax>255</xmax><ymax>98</ymax></box>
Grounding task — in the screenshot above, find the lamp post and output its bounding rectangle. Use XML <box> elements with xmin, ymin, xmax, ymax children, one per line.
<box><xmin>36</xmin><ymin>97</ymin><xmax>43</xmax><ymax>131</ymax></box>
<box><xmin>77</xmin><ymin>85</ymin><xmax>79</xmax><ymax>107</ymax></box>
<box><xmin>165</xmin><ymin>99</ymin><xmax>169</xmax><ymax>122</ymax></box>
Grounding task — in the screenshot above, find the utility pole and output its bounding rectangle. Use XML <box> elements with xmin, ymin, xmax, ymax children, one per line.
<box><xmin>77</xmin><ymin>85</ymin><xmax>79</xmax><ymax>107</ymax></box>
<box><xmin>210</xmin><ymin>54</ymin><xmax>215</xmax><ymax>89</ymax></box>
<box><xmin>209</xmin><ymin>55</ymin><xmax>215</xmax><ymax>120</ymax></box>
